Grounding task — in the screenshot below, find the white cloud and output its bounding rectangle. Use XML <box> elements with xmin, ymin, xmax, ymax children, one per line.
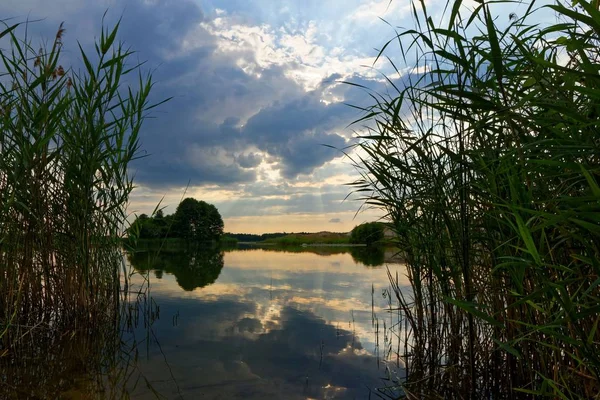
<box><xmin>347</xmin><ymin>0</ymin><xmax>411</xmax><ymax>23</ymax></box>
<box><xmin>193</xmin><ymin>14</ymin><xmax>381</xmax><ymax>92</ymax></box>
<box><xmin>3</xmin><ymin>0</ymin><xmax>403</xmax><ymax>230</ymax></box>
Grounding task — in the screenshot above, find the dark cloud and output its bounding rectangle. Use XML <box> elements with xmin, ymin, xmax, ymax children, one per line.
<box><xmin>0</xmin><ymin>0</ymin><xmax>400</xmax><ymax>192</ymax></box>
<box><xmin>236</xmin><ymin>152</ymin><xmax>263</xmax><ymax>169</ymax></box>
<box><xmin>240</xmin><ymin>95</ymin><xmax>353</xmax><ymax>178</ymax></box>
<box><xmin>117</xmin><ymin>0</ymin><xmax>206</xmax><ymax>57</ymax></box>
<box><xmin>243</xmin><ymin>95</ymin><xmax>347</xmax><ymax>143</ymax></box>
<box><xmin>123</xmin><ymin>17</ymin><xmax>356</xmax><ymax>187</ymax></box>
<box><xmin>329</xmin><ymin>218</ymin><xmax>342</xmax><ymax>223</ymax></box>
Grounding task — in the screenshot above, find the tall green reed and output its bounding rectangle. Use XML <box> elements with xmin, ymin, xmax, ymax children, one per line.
<box><xmin>0</xmin><ymin>20</ymin><xmax>173</xmax><ymax>398</ymax></box>
<box><xmin>0</xmin><ymin>19</ymin><xmax>159</xmax><ymax>349</ymax></box>
<box><xmin>350</xmin><ymin>1</ymin><xmax>600</xmax><ymax>398</ymax></box>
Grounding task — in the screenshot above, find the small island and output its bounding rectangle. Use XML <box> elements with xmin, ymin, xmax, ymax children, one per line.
<box><xmin>128</xmin><ymin>197</ymin><xmax>224</xmax><ymax>245</ymax></box>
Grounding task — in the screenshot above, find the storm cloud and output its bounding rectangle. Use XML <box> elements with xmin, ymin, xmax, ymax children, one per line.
<box><xmin>1</xmin><ymin>0</ymin><xmax>390</xmax><ymax>188</ymax></box>
<box><xmin>1</xmin><ymin>0</ymin><xmax>417</xmax><ymax>227</ymax></box>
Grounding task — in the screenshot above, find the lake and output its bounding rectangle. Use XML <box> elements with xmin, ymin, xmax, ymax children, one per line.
<box><xmin>3</xmin><ymin>245</ymin><xmax>409</xmax><ymax>399</ymax></box>
<box><xmin>124</xmin><ymin>245</ymin><xmax>409</xmax><ymax>399</ymax></box>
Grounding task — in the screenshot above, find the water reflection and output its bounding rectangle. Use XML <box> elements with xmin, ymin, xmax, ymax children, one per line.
<box><xmin>234</xmin><ymin>244</ymin><xmax>401</xmax><ymax>267</ymax></box>
<box><xmin>125</xmin><ymin>246</ymin><xmax>408</xmax><ymax>399</ymax></box>
<box><xmin>350</xmin><ymin>246</ymin><xmax>385</xmax><ymax>266</ymax></box>
<box><xmin>0</xmin><ymin>263</ymin><xmax>163</xmax><ymax>400</ymax></box>
<box><xmin>128</xmin><ymin>247</ymin><xmax>224</xmax><ymax>291</ymax></box>
<box><xmin>4</xmin><ymin>247</ymin><xmax>408</xmax><ymax>399</ymax></box>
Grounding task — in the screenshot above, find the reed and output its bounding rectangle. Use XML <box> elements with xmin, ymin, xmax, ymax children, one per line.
<box><xmin>0</xmin><ymin>19</ymin><xmax>159</xmax><ymax>359</ymax></box>
<box><xmin>350</xmin><ymin>1</ymin><xmax>600</xmax><ymax>398</ymax></box>
<box><xmin>0</xmin><ymin>254</ymin><xmax>163</xmax><ymax>399</ymax></box>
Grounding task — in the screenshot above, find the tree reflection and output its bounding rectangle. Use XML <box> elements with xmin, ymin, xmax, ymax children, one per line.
<box><xmin>128</xmin><ymin>247</ymin><xmax>224</xmax><ymax>291</ymax></box>
<box><xmin>350</xmin><ymin>246</ymin><xmax>385</xmax><ymax>267</ymax></box>
<box><xmin>227</xmin><ymin>244</ymin><xmax>390</xmax><ymax>268</ymax></box>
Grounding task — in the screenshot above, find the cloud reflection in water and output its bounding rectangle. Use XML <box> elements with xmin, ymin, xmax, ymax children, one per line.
<box><xmin>127</xmin><ymin>247</ymin><xmax>408</xmax><ymax>399</ymax></box>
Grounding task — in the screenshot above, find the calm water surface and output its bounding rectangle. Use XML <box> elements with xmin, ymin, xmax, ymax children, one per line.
<box><xmin>123</xmin><ymin>246</ymin><xmax>408</xmax><ymax>399</ymax></box>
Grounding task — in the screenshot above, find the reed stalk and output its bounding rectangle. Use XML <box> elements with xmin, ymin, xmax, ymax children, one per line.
<box><xmin>350</xmin><ymin>1</ymin><xmax>600</xmax><ymax>398</ymax></box>
<box><xmin>0</xmin><ymin>19</ymin><xmax>163</xmax><ymax>391</ymax></box>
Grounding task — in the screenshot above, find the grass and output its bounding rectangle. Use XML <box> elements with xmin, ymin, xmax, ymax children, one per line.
<box><xmin>349</xmin><ymin>1</ymin><xmax>600</xmax><ymax>398</ymax></box>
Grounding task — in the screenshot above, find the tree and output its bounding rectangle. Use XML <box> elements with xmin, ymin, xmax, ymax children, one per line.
<box><xmin>128</xmin><ymin>213</ymin><xmax>161</xmax><ymax>239</ymax></box>
<box><xmin>350</xmin><ymin>222</ymin><xmax>384</xmax><ymax>246</ymax></box>
<box><xmin>173</xmin><ymin>198</ymin><xmax>224</xmax><ymax>243</ymax></box>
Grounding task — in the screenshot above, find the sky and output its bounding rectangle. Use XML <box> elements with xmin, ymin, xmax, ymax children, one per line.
<box><xmin>1</xmin><ymin>0</ymin><xmax>538</xmax><ymax>234</ymax></box>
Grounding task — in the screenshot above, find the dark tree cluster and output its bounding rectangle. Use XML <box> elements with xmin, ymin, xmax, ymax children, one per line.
<box><xmin>349</xmin><ymin>222</ymin><xmax>385</xmax><ymax>246</ymax></box>
<box><xmin>129</xmin><ymin>198</ymin><xmax>224</xmax><ymax>243</ymax></box>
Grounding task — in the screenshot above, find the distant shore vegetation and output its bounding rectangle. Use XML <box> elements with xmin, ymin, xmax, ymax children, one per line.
<box><xmin>128</xmin><ymin>197</ymin><xmax>224</xmax><ymax>244</ymax></box>
<box><xmin>222</xmin><ymin>223</ymin><xmax>391</xmax><ymax>247</ymax></box>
